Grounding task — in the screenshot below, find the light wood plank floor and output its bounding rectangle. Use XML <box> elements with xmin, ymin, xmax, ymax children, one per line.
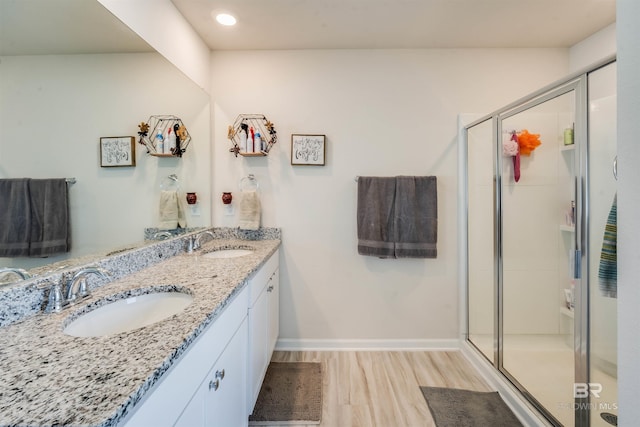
<box><xmin>265</xmin><ymin>350</ymin><xmax>493</xmax><ymax>427</ymax></box>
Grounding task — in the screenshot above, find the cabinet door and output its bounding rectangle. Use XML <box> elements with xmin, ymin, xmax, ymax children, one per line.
<box><xmin>267</xmin><ymin>268</ymin><xmax>279</xmax><ymax>356</ymax></box>
<box><xmin>174</xmin><ymin>391</ymin><xmax>205</xmax><ymax>427</ymax></box>
<box><xmin>248</xmin><ymin>286</ymin><xmax>269</xmax><ymax>412</ymax></box>
<box><xmin>205</xmin><ymin>318</ymin><xmax>248</xmax><ymax>427</ymax></box>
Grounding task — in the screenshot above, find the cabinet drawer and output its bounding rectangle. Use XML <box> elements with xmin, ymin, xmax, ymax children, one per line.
<box><xmin>248</xmin><ymin>249</ymin><xmax>279</xmax><ymax>307</ymax></box>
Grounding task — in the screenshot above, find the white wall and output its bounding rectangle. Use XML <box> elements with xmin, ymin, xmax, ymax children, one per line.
<box><xmin>211</xmin><ymin>48</ymin><xmax>568</xmax><ymax>345</ymax></box>
<box><xmin>617</xmin><ymin>0</ymin><xmax>640</xmax><ymax>424</ymax></box>
<box><xmin>569</xmin><ymin>23</ymin><xmax>616</xmax><ymax>73</ymax></box>
<box><xmin>0</xmin><ymin>53</ymin><xmax>210</xmax><ymax>268</ymax></box>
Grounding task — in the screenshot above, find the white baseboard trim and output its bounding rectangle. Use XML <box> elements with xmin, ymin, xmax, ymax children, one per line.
<box><xmin>460</xmin><ymin>342</ymin><xmax>553</xmax><ymax>427</ymax></box>
<box><xmin>274</xmin><ymin>338</ymin><xmax>460</xmax><ymax>352</ymax></box>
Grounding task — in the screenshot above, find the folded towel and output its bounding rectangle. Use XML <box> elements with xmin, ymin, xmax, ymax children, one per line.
<box><xmin>357</xmin><ymin>177</ymin><xmax>396</xmax><ymax>258</ymax></box>
<box><xmin>357</xmin><ymin>176</ymin><xmax>437</xmax><ymax>259</ymax></box>
<box><xmin>28</xmin><ymin>179</ymin><xmax>70</xmax><ymax>257</ymax></box>
<box><xmin>158</xmin><ymin>191</ymin><xmax>186</xmax><ymax>229</ymax></box>
<box><xmin>394</xmin><ymin>176</ymin><xmax>437</xmax><ymax>258</ymax></box>
<box><xmin>598</xmin><ymin>194</ymin><xmax>617</xmax><ymax>298</ymax></box>
<box><xmin>238</xmin><ymin>190</ymin><xmax>261</xmax><ymax>230</ymax></box>
<box><xmin>0</xmin><ymin>179</ymin><xmax>32</xmax><ymax>257</ymax></box>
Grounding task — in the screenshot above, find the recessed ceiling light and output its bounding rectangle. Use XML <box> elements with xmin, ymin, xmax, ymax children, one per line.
<box><xmin>215</xmin><ymin>13</ymin><xmax>237</xmax><ymax>26</ymax></box>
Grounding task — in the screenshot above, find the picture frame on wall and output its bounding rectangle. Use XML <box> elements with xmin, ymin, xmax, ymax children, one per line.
<box><xmin>100</xmin><ymin>136</ymin><xmax>136</xmax><ymax>167</ymax></box>
<box><xmin>291</xmin><ymin>134</ymin><xmax>326</xmax><ymax>166</ymax></box>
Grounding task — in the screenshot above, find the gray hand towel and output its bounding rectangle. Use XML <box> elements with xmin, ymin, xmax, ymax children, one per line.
<box><xmin>0</xmin><ymin>178</ymin><xmax>32</xmax><ymax>257</ymax></box>
<box><xmin>394</xmin><ymin>176</ymin><xmax>437</xmax><ymax>258</ymax></box>
<box><xmin>28</xmin><ymin>179</ymin><xmax>70</xmax><ymax>257</ymax></box>
<box><xmin>357</xmin><ymin>177</ymin><xmax>396</xmax><ymax>258</ymax></box>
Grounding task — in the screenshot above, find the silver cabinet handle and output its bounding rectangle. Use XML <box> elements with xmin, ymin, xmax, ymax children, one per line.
<box><xmin>209</xmin><ymin>379</ymin><xmax>219</xmax><ymax>391</ymax></box>
<box><xmin>215</xmin><ymin>369</ymin><xmax>225</xmax><ymax>380</ymax></box>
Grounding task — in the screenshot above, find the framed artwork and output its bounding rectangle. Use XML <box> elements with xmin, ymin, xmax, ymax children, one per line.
<box><xmin>100</xmin><ymin>136</ymin><xmax>136</xmax><ymax>167</ymax></box>
<box><xmin>291</xmin><ymin>134</ymin><xmax>326</xmax><ymax>166</ymax></box>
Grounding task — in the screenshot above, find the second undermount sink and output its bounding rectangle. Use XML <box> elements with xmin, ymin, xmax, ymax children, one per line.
<box><xmin>202</xmin><ymin>249</ymin><xmax>253</xmax><ymax>259</ymax></box>
<box><xmin>63</xmin><ymin>291</ymin><xmax>193</xmax><ymax>337</ymax></box>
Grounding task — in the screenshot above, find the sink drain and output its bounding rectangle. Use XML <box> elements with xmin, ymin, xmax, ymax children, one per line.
<box><xmin>600</xmin><ymin>412</ymin><xmax>617</xmax><ymax>426</ymax></box>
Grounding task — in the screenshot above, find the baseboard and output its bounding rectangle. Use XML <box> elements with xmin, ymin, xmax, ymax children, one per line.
<box><xmin>274</xmin><ymin>338</ymin><xmax>460</xmax><ymax>352</ymax></box>
<box><xmin>460</xmin><ymin>341</ymin><xmax>553</xmax><ymax>427</ymax></box>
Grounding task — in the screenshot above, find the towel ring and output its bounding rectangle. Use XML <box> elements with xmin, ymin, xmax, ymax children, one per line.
<box><xmin>160</xmin><ymin>174</ymin><xmax>180</xmax><ymax>191</ymax></box>
<box><xmin>239</xmin><ymin>174</ymin><xmax>259</xmax><ymax>192</ymax></box>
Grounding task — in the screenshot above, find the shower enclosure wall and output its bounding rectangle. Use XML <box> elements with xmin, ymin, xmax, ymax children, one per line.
<box><xmin>463</xmin><ymin>58</ymin><xmax>617</xmax><ymax>427</ymax></box>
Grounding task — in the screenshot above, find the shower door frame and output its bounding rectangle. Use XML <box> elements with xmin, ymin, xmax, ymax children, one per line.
<box><xmin>463</xmin><ymin>55</ymin><xmax>616</xmax><ymax>427</ymax></box>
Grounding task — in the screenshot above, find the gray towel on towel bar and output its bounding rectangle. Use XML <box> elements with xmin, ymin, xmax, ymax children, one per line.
<box><xmin>28</xmin><ymin>179</ymin><xmax>70</xmax><ymax>257</ymax></box>
<box><xmin>357</xmin><ymin>177</ymin><xmax>396</xmax><ymax>258</ymax></box>
<box><xmin>394</xmin><ymin>176</ymin><xmax>437</xmax><ymax>258</ymax></box>
<box><xmin>0</xmin><ymin>179</ymin><xmax>32</xmax><ymax>257</ymax></box>
<box><xmin>357</xmin><ymin>176</ymin><xmax>438</xmax><ymax>259</ymax></box>
<box><xmin>0</xmin><ymin>178</ymin><xmax>70</xmax><ymax>257</ymax></box>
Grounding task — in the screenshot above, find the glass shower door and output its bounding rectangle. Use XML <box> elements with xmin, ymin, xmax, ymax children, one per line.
<box><xmin>588</xmin><ymin>61</ymin><xmax>618</xmax><ymax>427</ymax></box>
<box><xmin>467</xmin><ymin>118</ymin><xmax>496</xmax><ymax>363</ymax></box>
<box><xmin>499</xmin><ymin>87</ymin><xmax>579</xmax><ymax>427</ymax></box>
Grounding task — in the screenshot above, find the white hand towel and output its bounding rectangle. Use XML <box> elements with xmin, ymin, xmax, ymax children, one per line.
<box><xmin>238</xmin><ymin>190</ymin><xmax>261</xmax><ymax>230</ymax></box>
<box><xmin>159</xmin><ymin>190</ymin><xmax>186</xmax><ymax>229</ymax></box>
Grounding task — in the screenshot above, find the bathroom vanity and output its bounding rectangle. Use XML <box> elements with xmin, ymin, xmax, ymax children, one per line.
<box><xmin>0</xmin><ymin>230</ymin><xmax>280</xmax><ymax>427</ymax></box>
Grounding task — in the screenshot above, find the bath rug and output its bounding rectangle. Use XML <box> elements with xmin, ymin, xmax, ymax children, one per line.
<box><xmin>249</xmin><ymin>362</ymin><xmax>322</xmax><ymax>425</ymax></box>
<box><xmin>420</xmin><ymin>386</ymin><xmax>523</xmax><ymax>427</ymax></box>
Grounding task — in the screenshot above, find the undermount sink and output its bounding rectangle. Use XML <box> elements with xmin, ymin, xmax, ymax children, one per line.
<box><xmin>202</xmin><ymin>249</ymin><xmax>253</xmax><ymax>259</ymax></box>
<box><xmin>63</xmin><ymin>291</ymin><xmax>193</xmax><ymax>337</ymax></box>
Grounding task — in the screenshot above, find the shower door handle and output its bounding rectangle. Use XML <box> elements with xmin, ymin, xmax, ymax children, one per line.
<box><xmin>573</xmin><ymin>250</ymin><xmax>581</xmax><ymax>279</ymax></box>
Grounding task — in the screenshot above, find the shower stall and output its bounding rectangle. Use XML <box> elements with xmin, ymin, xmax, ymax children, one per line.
<box><xmin>463</xmin><ymin>57</ymin><xmax>617</xmax><ymax>427</ymax></box>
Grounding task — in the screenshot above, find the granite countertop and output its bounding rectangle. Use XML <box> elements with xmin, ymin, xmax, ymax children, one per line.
<box><xmin>0</xmin><ymin>238</ymin><xmax>280</xmax><ymax>427</ymax></box>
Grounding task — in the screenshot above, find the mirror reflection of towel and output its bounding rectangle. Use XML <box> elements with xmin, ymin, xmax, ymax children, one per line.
<box><xmin>159</xmin><ymin>191</ymin><xmax>186</xmax><ymax>229</ymax></box>
<box><xmin>238</xmin><ymin>190</ymin><xmax>261</xmax><ymax>230</ymax></box>
<box><xmin>0</xmin><ymin>178</ymin><xmax>70</xmax><ymax>257</ymax></box>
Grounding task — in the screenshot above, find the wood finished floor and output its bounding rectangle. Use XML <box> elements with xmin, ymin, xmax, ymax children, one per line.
<box><xmin>265</xmin><ymin>351</ymin><xmax>493</xmax><ymax>427</ymax></box>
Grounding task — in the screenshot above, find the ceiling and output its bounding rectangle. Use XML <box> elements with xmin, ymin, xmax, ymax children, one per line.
<box><xmin>0</xmin><ymin>0</ymin><xmax>616</xmax><ymax>55</ymax></box>
<box><xmin>172</xmin><ymin>0</ymin><xmax>616</xmax><ymax>50</ymax></box>
<box><xmin>0</xmin><ymin>0</ymin><xmax>153</xmax><ymax>55</ymax></box>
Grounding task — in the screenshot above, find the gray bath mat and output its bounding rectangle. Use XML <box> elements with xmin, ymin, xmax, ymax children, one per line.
<box><xmin>420</xmin><ymin>386</ymin><xmax>523</xmax><ymax>427</ymax></box>
<box><xmin>249</xmin><ymin>362</ymin><xmax>322</xmax><ymax>425</ymax></box>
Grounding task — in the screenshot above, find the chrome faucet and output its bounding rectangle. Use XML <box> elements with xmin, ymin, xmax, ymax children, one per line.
<box><xmin>186</xmin><ymin>231</ymin><xmax>216</xmax><ymax>253</ymax></box>
<box><xmin>64</xmin><ymin>267</ymin><xmax>110</xmax><ymax>306</ymax></box>
<box><xmin>152</xmin><ymin>231</ymin><xmax>173</xmax><ymax>240</ymax></box>
<box><xmin>0</xmin><ymin>267</ymin><xmax>32</xmax><ymax>280</ymax></box>
<box><xmin>194</xmin><ymin>231</ymin><xmax>215</xmax><ymax>250</ymax></box>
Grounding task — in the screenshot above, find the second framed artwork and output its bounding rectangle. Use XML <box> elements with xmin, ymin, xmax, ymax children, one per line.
<box><xmin>291</xmin><ymin>134</ymin><xmax>326</xmax><ymax>166</ymax></box>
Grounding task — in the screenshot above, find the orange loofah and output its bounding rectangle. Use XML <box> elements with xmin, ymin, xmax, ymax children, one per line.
<box><xmin>517</xmin><ymin>129</ymin><xmax>541</xmax><ymax>156</ymax></box>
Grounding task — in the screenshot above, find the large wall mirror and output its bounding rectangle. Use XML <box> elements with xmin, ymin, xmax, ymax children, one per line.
<box><xmin>0</xmin><ymin>0</ymin><xmax>212</xmax><ymax>285</ymax></box>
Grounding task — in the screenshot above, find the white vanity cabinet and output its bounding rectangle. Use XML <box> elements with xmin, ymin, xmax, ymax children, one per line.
<box><xmin>247</xmin><ymin>249</ymin><xmax>280</xmax><ymax>414</ymax></box>
<box><xmin>175</xmin><ymin>319</ymin><xmax>248</xmax><ymax>427</ymax></box>
<box><xmin>120</xmin><ymin>286</ymin><xmax>249</xmax><ymax>427</ymax></box>
<box><xmin>118</xmin><ymin>248</ymin><xmax>280</xmax><ymax>427</ymax></box>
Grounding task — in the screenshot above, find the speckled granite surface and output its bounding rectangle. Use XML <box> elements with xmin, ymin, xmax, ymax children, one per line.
<box><xmin>0</xmin><ymin>227</ymin><xmax>282</xmax><ymax>328</ymax></box>
<box><xmin>0</xmin><ymin>236</ymin><xmax>280</xmax><ymax>427</ymax></box>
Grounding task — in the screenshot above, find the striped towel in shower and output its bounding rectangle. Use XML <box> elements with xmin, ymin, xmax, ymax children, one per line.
<box><xmin>598</xmin><ymin>194</ymin><xmax>617</xmax><ymax>298</ymax></box>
